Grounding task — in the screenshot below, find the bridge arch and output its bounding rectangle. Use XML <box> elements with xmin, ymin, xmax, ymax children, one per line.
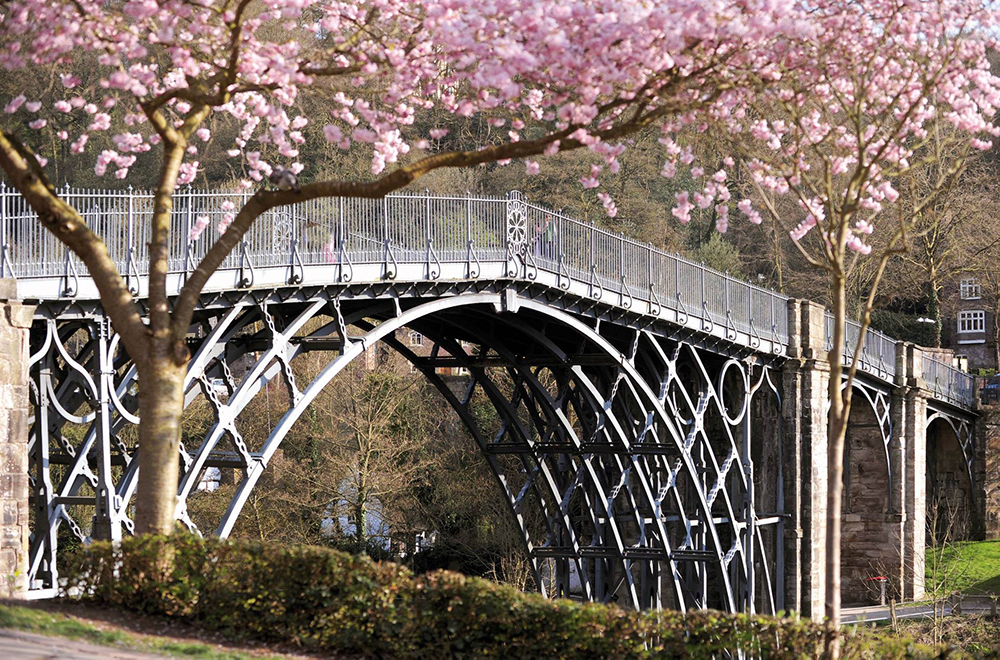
<box><xmin>839</xmin><ymin>378</ymin><xmax>894</xmax><ymax>604</ymax></box>
<box><xmin>168</xmin><ymin>294</ymin><xmax>755</xmax><ymax>613</ymax></box>
<box><xmin>25</xmin><ymin>288</ymin><xmax>786</xmax><ymax>614</ymax></box>
<box><xmin>926</xmin><ymin>411</ymin><xmax>975</xmax><ymax>541</ymax></box>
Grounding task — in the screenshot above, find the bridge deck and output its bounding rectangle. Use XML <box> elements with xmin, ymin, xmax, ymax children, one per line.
<box><xmin>0</xmin><ymin>184</ymin><xmax>975</xmax><ymax>409</ymax></box>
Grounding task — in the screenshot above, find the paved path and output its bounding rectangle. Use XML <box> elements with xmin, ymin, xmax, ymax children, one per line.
<box><xmin>842</xmin><ymin>595</ymin><xmax>997</xmax><ymax>624</ymax></box>
<box><xmin>0</xmin><ymin>628</ymin><xmax>158</xmax><ymax>658</ymax></box>
<box><xmin>842</xmin><ymin>603</ymin><xmax>945</xmax><ymax>624</ymax></box>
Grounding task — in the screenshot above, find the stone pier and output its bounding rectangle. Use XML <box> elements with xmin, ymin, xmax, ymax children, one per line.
<box><xmin>782</xmin><ymin>300</ymin><xmax>829</xmax><ymax>618</ymax></box>
<box><xmin>0</xmin><ymin>280</ymin><xmax>33</xmax><ymax>598</ymax></box>
<box><xmin>781</xmin><ymin>302</ymin><xmax>932</xmax><ymax>615</ymax></box>
<box><xmin>978</xmin><ymin>402</ymin><xmax>1000</xmax><ymax>539</ymax></box>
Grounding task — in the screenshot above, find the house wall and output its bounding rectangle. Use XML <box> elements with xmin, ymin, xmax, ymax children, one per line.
<box><xmin>940</xmin><ymin>278</ymin><xmax>997</xmax><ymax>372</ymax></box>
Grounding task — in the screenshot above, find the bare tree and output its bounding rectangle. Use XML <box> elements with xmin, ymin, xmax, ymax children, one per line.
<box><xmin>326</xmin><ymin>350</ymin><xmax>440</xmax><ymax>549</ymax></box>
<box><xmin>924</xmin><ymin>493</ymin><xmax>975</xmax><ymax>645</ymax></box>
<box><xmin>890</xmin><ymin>140</ymin><xmax>1000</xmax><ymax>347</ymax></box>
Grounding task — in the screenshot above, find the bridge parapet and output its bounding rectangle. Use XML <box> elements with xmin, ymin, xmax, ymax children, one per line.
<box><xmin>921</xmin><ymin>353</ymin><xmax>975</xmax><ymax>409</ymax></box>
<box><xmin>823</xmin><ymin>312</ymin><xmax>897</xmax><ymax>382</ymax></box>
<box><xmin>1</xmin><ymin>183</ymin><xmax>795</xmax><ymax>350</ymax></box>
<box><xmin>0</xmin><ymin>182</ymin><xmax>984</xmax><ymax>411</ymax></box>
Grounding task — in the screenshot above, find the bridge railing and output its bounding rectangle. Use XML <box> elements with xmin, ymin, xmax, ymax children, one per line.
<box><xmin>0</xmin><ymin>183</ymin><xmax>793</xmax><ymax>346</ymax></box>
<box><xmin>824</xmin><ymin>314</ymin><xmax>897</xmax><ymax>381</ymax></box>
<box><xmin>518</xmin><ymin>198</ymin><xmax>789</xmax><ymax>346</ymax></box>
<box><xmin>2</xmin><ymin>183</ymin><xmax>984</xmax><ymax>403</ymax></box>
<box><xmin>922</xmin><ymin>354</ymin><xmax>975</xmax><ymax>408</ymax></box>
<box><xmin>2</xmin><ymin>183</ymin><xmax>985</xmax><ymax>402</ymax></box>
<box><xmin>0</xmin><ymin>184</ymin><xmax>514</xmax><ymax>276</ymax></box>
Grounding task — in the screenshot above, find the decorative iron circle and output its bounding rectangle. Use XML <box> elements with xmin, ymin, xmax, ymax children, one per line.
<box><xmin>718</xmin><ymin>359</ymin><xmax>748</xmax><ymax>425</ymax></box>
<box><xmin>272</xmin><ymin>209</ymin><xmax>294</xmax><ymax>252</ymax></box>
<box><xmin>507</xmin><ymin>191</ymin><xmax>528</xmax><ymax>255</ymax></box>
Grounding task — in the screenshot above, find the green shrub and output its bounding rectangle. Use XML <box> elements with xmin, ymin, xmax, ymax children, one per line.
<box><xmin>62</xmin><ymin>534</ymin><xmax>953</xmax><ymax>659</ymax></box>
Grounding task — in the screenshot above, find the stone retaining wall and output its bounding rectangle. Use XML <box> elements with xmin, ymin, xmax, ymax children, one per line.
<box><xmin>0</xmin><ymin>280</ymin><xmax>32</xmax><ymax>598</ymax></box>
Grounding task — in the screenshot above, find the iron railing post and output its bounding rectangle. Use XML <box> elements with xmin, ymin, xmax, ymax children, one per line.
<box><xmin>339</xmin><ymin>196</ymin><xmax>346</xmax><ymax>262</ymax></box>
<box><xmin>126</xmin><ymin>186</ymin><xmax>134</xmax><ymax>266</ymax></box>
<box><xmin>700</xmin><ymin>262</ymin><xmax>706</xmax><ymax>327</ymax></box>
<box><xmin>465</xmin><ymin>190</ymin><xmax>471</xmax><ymax>263</ymax></box>
<box><xmin>504</xmin><ymin>191</ymin><xmax>510</xmax><ymax>255</ymax></box>
<box><xmin>241</xmin><ymin>188</ymin><xmax>249</xmax><ymax>269</ymax></box>
<box><xmin>184</xmin><ymin>186</ymin><xmax>194</xmax><ymax>273</ymax></box>
<box><xmin>425</xmin><ymin>189</ymin><xmax>432</xmax><ymax>278</ymax></box>
<box><xmin>674</xmin><ymin>256</ymin><xmax>680</xmax><ymax>309</ymax></box>
<box><xmin>589</xmin><ymin>223</ymin><xmax>596</xmax><ymax>295</ymax></box>
<box><xmin>0</xmin><ymin>181</ymin><xmax>7</xmax><ymax>278</ymax></box>
<box><xmin>619</xmin><ymin>234</ymin><xmax>625</xmax><ymax>291</ymax></box>
<box><xmin>647</xmin><ymin>244</ymin><xmax>653</xmax><ymax>306</ymax></box>
<box><xmin>558</xmin><ymin>214</ymin><xmax>564</xmax><ymax>276</ymax></box>
<box><xmin>770</xmin><ymin>295</ymin><xmax>776</xmax><ymax>341</ymax></box>
<box><xmin>125</xmin><ymin>186</ymin><xmax>139</xmax><ymax>292</ymax></box>
<box><xmin>383</xmin><ymin>195</ymin><xmax>391</xmax><ymax>271</ymax></box>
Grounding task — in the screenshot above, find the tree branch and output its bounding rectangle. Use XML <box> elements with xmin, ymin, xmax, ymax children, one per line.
<box><xmin>169</xmin><ymin>97</ymin><xmax>678</xmax><ymax>337</ymax></box>
<box><xmin>0</xmin><ymin>128</ymin><xmax>149</xmax><ymax>362</ymax></box>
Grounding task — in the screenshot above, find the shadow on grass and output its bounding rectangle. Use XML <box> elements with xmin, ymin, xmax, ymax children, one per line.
<box><xmin>930</xmin><ymin>540</ymin><xmax>1000</xmax><ymax>595</ymax></box>
<box><xmin>0</xmin><ymin>601</ymin><xmax>290</xmax><ymax>659</ymax></box>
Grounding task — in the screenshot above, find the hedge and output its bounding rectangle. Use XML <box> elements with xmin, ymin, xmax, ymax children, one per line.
<box><xmin>61</xmin><ymin>534</ymin><xmax>954</xmax><ymax>659</ymax></box>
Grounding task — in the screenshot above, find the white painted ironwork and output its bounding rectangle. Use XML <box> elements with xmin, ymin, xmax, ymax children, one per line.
<box><xmin>14</xmin><ymin>181</ymin><xmax>978</xmax><ymax>614</ymax></box>
<box><xmin>823</xmin><ymin>314</ymin><xmax>898</xmax><ymax>382</ymax></box>
<box><xmin>0</xmin><ymin>183</ymin><xmax>790</xmax><ymax>349</ymax></box>
<box><xmin>922</xmin><ymin>354</ymin><xmax>975</xmax><ymax>408</ymax></box>
<box><xmin>26</xmin><ymin>290</ymin><xmax>786</xmax><ymax>615</ymax></box>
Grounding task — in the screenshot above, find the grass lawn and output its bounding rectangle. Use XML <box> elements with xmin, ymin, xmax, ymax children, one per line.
<box><xmin>0</xmin><ymin>601</ymin><xmax>290</xmax><ymax>659</ymax></box>
<box><xmin>927</xmin><ymin>539</ymin><xmax>1000</xmax><ymax>595</ymax></box>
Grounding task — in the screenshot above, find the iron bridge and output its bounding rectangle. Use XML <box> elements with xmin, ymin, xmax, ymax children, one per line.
<box><xmin>0</xmin><ymin>185</ymin><xmax>976</xmax><ymax>613</ymax></box>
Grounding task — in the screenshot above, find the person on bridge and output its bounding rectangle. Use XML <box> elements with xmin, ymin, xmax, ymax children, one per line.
<box><xmin>534</xmin><ymin>215</ymin><xmax>556</xmax><ymax>262</ymax></box>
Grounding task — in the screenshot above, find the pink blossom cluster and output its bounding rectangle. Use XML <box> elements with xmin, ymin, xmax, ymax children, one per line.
<box><xmin>680</xmin><ymin>0</ymin><xmax>1000</xmax><ymax>258</ymax></box>
<box><xmin>0</xmin><ymin>0</ymin><xmax>811</xmax><ymax>210</ymax></box>
<box><xmin>1</xmin><ymin>0</ymin><xmax>997</xmax><ymax>254</ymax></box>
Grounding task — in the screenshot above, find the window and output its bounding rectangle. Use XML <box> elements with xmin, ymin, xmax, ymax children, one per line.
<box><xmin>958</xmin><ymin>310</ymin><xmax>985</xmax><ymax>333</ymax></box>
<box><xmin>960</xmin><ymin>278</ymin><xmax>982</xmax><ymax>300</ymax></box>
<box><xmin>408</xmin><ymin>331</ymin><xmax>423</xmax><ymax>347</ymax></box>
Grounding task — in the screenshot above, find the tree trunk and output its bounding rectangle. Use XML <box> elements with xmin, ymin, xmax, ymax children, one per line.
<box><xmin>993</xmin><ymin>299</ymin><xmax>1000</xmax><ymax>371</ymax></box>
<box><xmin>133</xmin><ymin>357</ymin><xmax>186</xmax><ymax>535</ymax></box>
<box><xmin>825</xmin><ymin>272</ymin><xmax>851</xmax><ymax>660</ymax></box>
<box><xmin>928</xmin><ymin>270</ymin><xmax>942</xmax><ymax>348</ymax></box>
<box><xmin>772</xmin><ymin>213</ymin><xmax>785</xmax><ymax>294</ymax></box>
<box><xmin>355</xmin><ymin>496</ymin><xmax>368</xmax><ymax>547</ymax></box>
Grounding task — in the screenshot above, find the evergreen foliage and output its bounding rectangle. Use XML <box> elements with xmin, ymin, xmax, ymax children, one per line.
<box><xmin>62</xmin><ymin>534</ymin><xmax>960</xmax><ymax>659</ymax></box>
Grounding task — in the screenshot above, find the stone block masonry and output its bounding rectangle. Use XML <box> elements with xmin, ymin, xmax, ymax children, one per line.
<box><xmin>0</xmin><ymin>279</ymin><xmax>33</xmax><ymax>598</ymax></box>
<box><xmin>781</xmin><ymin>303</ymin><xmax>933</xmax><ymax>615</ymax></box>
<box><xmin>782</xmin><ymin>300</ymin><xmax>829</xmax><ymax>618</ymax></box>
<box><xmin>979</xmin><ymin>403</ymin><xmax>1000</xmax><ymax>539</ymax></box>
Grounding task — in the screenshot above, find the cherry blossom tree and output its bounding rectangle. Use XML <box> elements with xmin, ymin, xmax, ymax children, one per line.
<box><xmin>669</xmin><ymin>1</ymin><xmax>1000</xmax><ymax>654</ymax></box>
<box><xmin>0</xmin><ymin>0</ymin><xmax>810</xmax><ymax>540</ymax></box>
